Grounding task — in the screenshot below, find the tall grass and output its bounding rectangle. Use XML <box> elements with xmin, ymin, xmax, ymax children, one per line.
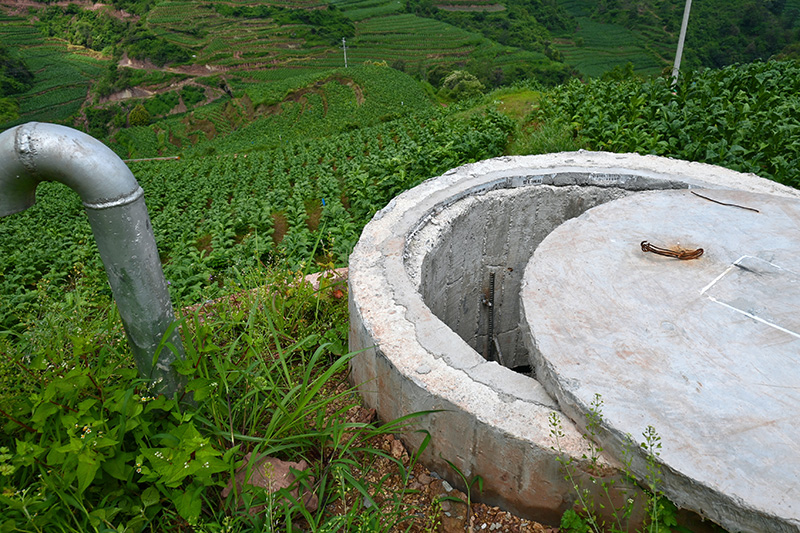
<box><xmin>0</xmin><ymin>263</ymin><xmax>428</xmax><ymax>532</ymax></box>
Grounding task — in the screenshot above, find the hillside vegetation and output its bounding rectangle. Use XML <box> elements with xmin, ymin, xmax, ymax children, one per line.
<box><xmin>3</xmin><ymin>56</ymin><xmax>800</xmax><ymax>331</ymax></box>
<box><xmin>0</xmin><ymin>64</ymin><xmax>517</xmax><ymax>329</ymax></box>
<box><xmin>2</xmin><ymin>0</ymin><xmax>800</xmax><ymax>530</ymax></box>
<box><xmin>584</xmin><ymin>0</ymin><xmax>800</xmax><ymax>69</ymax></box>
<box><xmin>2</xmin><ymin>0</ymin><xmax>799</xmax><ymax>130</ymax></box>
<box><xmin>537</xmin><ymin>60</ymin><xmax>800</xmax><ymax>188</ymax></box>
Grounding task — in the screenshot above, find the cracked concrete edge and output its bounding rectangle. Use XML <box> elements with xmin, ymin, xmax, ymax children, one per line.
<box><xmin>348</xmin><ymin>152</ymin><xmax>800</xmax><ymax>525</ymax></box>
<box><xmin>348</xmin><ymin>261</ymin><xmax>620</xmax><ymax>522</ymax></box>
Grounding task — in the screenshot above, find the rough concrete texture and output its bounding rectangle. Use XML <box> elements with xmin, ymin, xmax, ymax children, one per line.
<box><xmin>411</xmin><ymin>185</ymin><xmax>630</xmax><ymax>368</ymax></box>
<box><xmin>348</xmin><ymin>151</ymin><xmax>800</xmax><ymax>526</ymax></box>
<box><xmin>522</xmin><ymin>189</ymin><xmax>800</xmax><ymax>532</ymax></box>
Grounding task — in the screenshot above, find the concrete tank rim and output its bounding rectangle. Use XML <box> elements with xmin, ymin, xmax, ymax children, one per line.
<box><xmin>348</xmin><ymin>151</ymin><xmax>800</xmax><ymax>528</ymax></box>
<box><xmin>351</xmin><ymin>151</ymin><xmax>800</xmax><ymax>430</ymax></box>
<box><xmin>349</xmin><ymin>151</ymin><xmax>800</xmax><ymax>454</ymax></box>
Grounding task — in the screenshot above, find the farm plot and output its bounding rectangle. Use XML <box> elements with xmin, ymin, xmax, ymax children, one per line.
<box><xmin>0</xmin><ymin>102</ymin><xmax>514</xmax><ymax>328</ymax></box>
<box><xmin>146</xmin><ymin>1</ymin><xmax>320</xmax><ymax>68</ymax></box>
<box><xmin>331</xmin><ymin>0</ymin><xmax>404</xmax><ymax>21</ymax></box>
<box><xmin>435</xmin><ymin>0</ymin><xmax>505</xmax><ymax>11</ymax></box>
<box><xmin>554</xmin><ymin>17</ymin><xmax>666</xmax><ymax>77</ymax></box>
<box><xmin>344</xmin><ymin>14</ymin><xmax>482</xmax><ymax>69</ymax></box>
<box><xmin>0</xmin><ymin>18</ymin><xmax>105</xmax><ymax>128</ymax></box>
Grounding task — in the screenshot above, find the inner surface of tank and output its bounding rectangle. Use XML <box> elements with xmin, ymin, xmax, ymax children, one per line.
<box><xmin>408</xmin><ymin>175</ymin><xmax>683</xmax><ymax>370</ymax></box>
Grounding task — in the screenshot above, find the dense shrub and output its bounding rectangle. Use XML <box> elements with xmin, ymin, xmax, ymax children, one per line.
<box><xmin>128</xmin><ymin>103</ymin><xmax>151</xmax><ymax>126</ymax></box>
<box><xmin>180</xmin><ymin>85</ymin><xmax>205</xmax><ymax>108</ymax></box>
<box><xmin>144</xmin><ymin>92</ymin><xmax>179</xmax><ymax>117</ymax></box>
<box><xmin>537</xmin><ymin>60</ymin><xmax>800</xmax><ymax>187</ymax></box>
<box><xmin>439</xmin><ymin>70</ymin><xmax>485</xmax><ymax>101</ymax></box>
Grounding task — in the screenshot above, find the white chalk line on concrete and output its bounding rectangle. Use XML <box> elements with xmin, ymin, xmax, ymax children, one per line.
<box><xmin>706</xmin><ymin>296</ymin><xmax>800</xmax><ymax>340</ymax></box>
<box><xmin>700</xmin><ymin>262</ymin><xmax>738</xmax><ymax>295</ymax></box>
<box><xmin>700</xmin><ymin>255</ymin><xmax>800</xmax><ymax>339</ymax></box>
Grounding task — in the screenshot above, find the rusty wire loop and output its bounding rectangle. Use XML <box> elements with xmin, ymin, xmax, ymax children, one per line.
<box><xmin>641</xmin><ymin>241</ymin><xmax>704</xmax><ymax>260</ymax></box>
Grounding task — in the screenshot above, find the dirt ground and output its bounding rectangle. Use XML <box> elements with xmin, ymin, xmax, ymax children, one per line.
<box><xmin>190</xmin><ymin>272</ymin><xmax>559</xmax><ymax>532</ymax></box>
<box><xmin>324</xmin><ymin>383</ymin><xmax>559</xmax><ymax>533</ymax></box>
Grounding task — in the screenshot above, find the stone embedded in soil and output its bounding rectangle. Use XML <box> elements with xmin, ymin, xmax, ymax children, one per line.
<box><xmin>222</xmin><ymin>453</ymin><xmax>318</xmax><ymax>514</ymax></box>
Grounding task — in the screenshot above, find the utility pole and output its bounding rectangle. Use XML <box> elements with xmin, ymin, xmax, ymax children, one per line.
<box><xmin>342</xmin><ymin>37</ymin><xmax>348</xmax><ymax>68</ymax></box>
<box><xmin>671</xmin><ymin>0</ymin><xmax>692</xmax><ymax>83</ymax></box>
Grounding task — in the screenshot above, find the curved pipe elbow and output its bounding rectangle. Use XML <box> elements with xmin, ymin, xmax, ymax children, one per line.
<box><xmin>0</xmin><ymin>121</ymin><xmax>185</xmax><ymax>395</ymax></box>
<box><xmin>0</xmin><ymin>122</ymin><xmax>143</xmax><ymax>216</ymax></box>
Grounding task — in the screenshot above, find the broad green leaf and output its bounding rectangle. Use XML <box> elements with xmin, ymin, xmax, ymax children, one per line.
<box><xmin>76</xmin><ymin>449</ymin><xmax>100</xmax><ymax>494</ymax></box>
<box><xmin>141</xmin><ymin>486</ymin><xmax>160</xmax><ymax>508</ymax></box>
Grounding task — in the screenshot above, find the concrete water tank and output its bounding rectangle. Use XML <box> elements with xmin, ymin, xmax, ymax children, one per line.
<box><xmin>348</xmin><ymin>152</ymin><xmax>800</xmax><ymax>531</ymax></box>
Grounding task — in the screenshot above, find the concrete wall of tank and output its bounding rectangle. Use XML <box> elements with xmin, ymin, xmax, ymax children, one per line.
<box><xmin>348</xmin><ymin>151</ymin><xmax>800</xmax><ymax>526</ymax></box>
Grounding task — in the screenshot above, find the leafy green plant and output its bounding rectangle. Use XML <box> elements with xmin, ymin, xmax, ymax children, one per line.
<box><xmin>129</xmin><ymin>103</ymin><xmax>151</xmax><ymax>126</ymax></box>
<box><xmin>1</xmin><ymin>87</ymin><xmax>515</xmax><ymax>330</ymax></box>
<box><xmin>439</xmin><ymin>70</ymin><xmax>485</xmax><ymax>101</ymax></box>
<box><xmin>536</xmin><ymin>60</ymin><xmax>800</xmax><ymax>188</ymax></box>
<box><xmin>0</xmin><ymin>261</ymin><xmax>428</xmax><ymax>531</ymax></box>
<box><xmin>549</xmin><ymin>410</ymin><xmax>608</xmax><ymax>533</ymax></box>
<box><xmin>549</xmin><ymin>396</ymin><xmax>693</xmax><ymax>533</ymax></box>
<box><xmin>437</xmin><ymin>456</ymin><xmax>484</xmax><ymax>531</ymax></box>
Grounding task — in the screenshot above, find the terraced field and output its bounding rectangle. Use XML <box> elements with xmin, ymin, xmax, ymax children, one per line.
<box><xmin>434</xmin><ymin>0</ymin><xmax>505</xmax><ymax>12</ymax></box>
<box><xmin>0</xmin><ymin>0</ymin><xmax>687</xmax><ymax>133</ymax></box>
<box><xmin>548</xmin><ymin>0</ymin><xmax>672</xmax><ymax>79</ymax></box>
<box><xmin>146</xmin><ymin>1</ymin><xmax>495</xmax><ymax>77</ymax></box>
<box><xmin>437</xmin><ymin>4</ymin><xmax>506</xmax><ymax>12</ymax></box>
<box><xmin>552</xmin><ymin>0</ymin><xmax>674</xmax><ymax>78</ymax></box>
<box><xmin>0</xmin><ymin>14</ymin><xmax>105</xmax><ymax>127</ymax></box>
<box><xmin>331</xmin><ymin>0</ymin><xmax>404</xmax><ymax>21</ymax></box>
<box><xmin>0</xmin><ymin>0</ymin><xmax>552</xmax><ymax>131</ymax></box>
<box><xmin>146</xmin><ymin>1</ymin><xmax>318</xmax><ymax>67</ymax></box>
<box><xmin>555</xmin><ymin>18</ymin><xmax>665</xmax><ymax>77</ymax></box>
<box><xmin>347</xmin><ymin>14</ymin><xmax>481</xmax><ymax>68</ymax></box>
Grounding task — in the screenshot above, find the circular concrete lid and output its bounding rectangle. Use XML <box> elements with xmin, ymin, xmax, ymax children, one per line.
<box><xmin>522</xmin><ymin>188</ymin><xmax>800</xmax><ymax>527</ymax></box>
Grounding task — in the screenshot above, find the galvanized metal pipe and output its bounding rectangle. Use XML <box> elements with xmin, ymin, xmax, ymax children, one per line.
<box><xmin>0</xmin><ymin>122</ymin><xmax>185</xmax><ymax>395</ymax></box>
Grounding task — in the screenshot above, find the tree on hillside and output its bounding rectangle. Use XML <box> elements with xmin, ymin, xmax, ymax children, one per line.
<box><xmin>439</xmin><ymin>70</ymin><xmax>485</xmax><ymax>101</ymax></box>
<box><xmin>129</xmin><ymin>104</ymin><xmax>151</xmax><ymax>126</ymax></box>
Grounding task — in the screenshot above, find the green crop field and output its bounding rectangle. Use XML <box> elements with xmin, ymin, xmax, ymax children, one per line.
<box><xmin>0</xmin><ymin>16</ymin><xmax>106</xmax><ymax>128</ymax></box>
<box><xmin>332</xmin><ymin>0</ymin><xmax>404</xmax><ymax>21</ymax></box>
<box><xmin>146</xmin><ymin>1</ymin><xmax>302</xmax><ymax>67</ymax></box>
<box><xmin>552</xmin><ymin>0</ymin><xmax>681</xmax><ymax>77</ymax></box>
<box><xmin>0</xmin><ymin>78</ymin><xmax>514</xmax><ymax>327</ymax></box>
<box><xmin>141</xmin><ymin>0</ymin><xmax>498</xmax><ymax>80</ymax></box>
<box><xmin>349</xmin><ymin>14</ymin><xmax>481</xmax><ymax>64</ymax></box>
<box><xmin>128</xmin><ymin>65</ymin><xmax>435</xmax><ymax>158</ymax></box>
<box><xmin>554</xmin><ymin>17</ymin><xmax>667</xmax><ymax>78</ymax></box>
